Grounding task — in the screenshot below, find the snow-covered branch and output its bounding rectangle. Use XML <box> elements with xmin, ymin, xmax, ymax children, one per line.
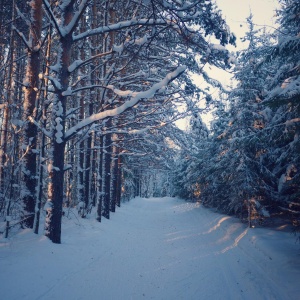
<box><xmin>68</xmin><ymin>50</ymin><xmax>113</xmax><ymax>73</ymax></box>
<box><xmin>28</xmin><ymin>116</ymin><xmax>51</xmax><ymax>138</ymax></box>
<box><xmin>161</xmin><ymin>0</ymin><xmax>202</xmax><ymax>12</ymax></box>
<box><xmin>43</xmin><ymin>0</ymin><xmax>89</xmax><ymax>37</ymax></box>
<box><xmin>42</xmin><ymin>0</ymin><xmax>63</xmax><ymax>37</ymax></box>
<box><xmin>13</xmin><ymin>27</ymin><xmax>31</xmax><ymax>50</ymax></box>
<box><xmin>65</xmin><ymin>66</ymin><xmax>186</xmax><ymax>140</ymax></box>
<box><xmin>285</xmin><ymin>118</ymin><xmax>300</xmax><ymax>126</ymax></box>
<box><xmin>73</xmin><ymin>18</ymin><xmax>173</xmax><ymax>42</ymax></box>
<box><xmin>60</xmin><ymin>0</ymin><xmax>89</xmax><ymax>36</ymax></box>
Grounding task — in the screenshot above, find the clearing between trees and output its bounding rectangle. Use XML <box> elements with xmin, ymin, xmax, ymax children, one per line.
<box><xmin>1</xmin><ymin>197</ymin><xmax>299</xmax><ymax>300</ymax></box>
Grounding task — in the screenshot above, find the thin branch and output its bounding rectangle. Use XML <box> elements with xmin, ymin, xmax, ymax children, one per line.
<box><xmin>65</xmin><ymin>66</ymin><xmax>186</xmax><ymax>140</ymax></box>
<box><xmin>13</xmin><ymin>27</ymin><xmax>31</xmax><ymax>50</ymax></box>
<box><xmin>73</xmin><ymin>18</ymin><xmax>174</xmax><ymax>42</ymax></box>
<box><xmin>28</xmin><ymin>116</ymin><xmax>52</xmax><ymax>138</ymax></box>
<box><xmin>68</xmin><ymin>50</ymin><xmax>113</xmax><ymax>73</ymax></box>
<box><xmin>42</xmin><ymin>0</ymin><xmax>63</xmax><ymax>37</ymax></box>
<box><xmin>61</xmin><ymin>0</ymin><xmax>89</xmax><ymax>36</ymax></box>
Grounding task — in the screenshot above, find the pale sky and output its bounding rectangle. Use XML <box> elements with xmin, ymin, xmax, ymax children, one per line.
<box><xmin>177</xmin><ymin>0</ymin><xmax>280</xmax><ymax>129</ymax></box>
<box><xmin>216</xmin><ymin>0</ymin><xmax>279</xmax><ymax>49</ymax></box>
<box><xmin>210</xmin><ymin>0</ymin><xmax>279</xmax><ymax>85</ymax></box>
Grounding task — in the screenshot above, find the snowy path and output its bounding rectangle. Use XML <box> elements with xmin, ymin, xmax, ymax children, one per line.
<box><xmin>1</xmin><ymin>197</ymin><xmax>299</xmax><ymax>300</ymax></box>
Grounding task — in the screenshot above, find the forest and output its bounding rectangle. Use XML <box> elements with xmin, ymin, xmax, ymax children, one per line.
<box><xmin>0</xmin><ymin>0</ymin><xmax>299</xmax><ymax>244</ymax></box>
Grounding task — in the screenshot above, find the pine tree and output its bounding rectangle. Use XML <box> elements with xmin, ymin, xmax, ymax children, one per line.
<box><xmin>21</xmin><ymin>0</ymin><xmax>43</xmax><ymax>228</ymax></box>
<box><xmin>263</xmin><ymin>0</ymin><xmax>300</xmax><ymax>224</ymax></box>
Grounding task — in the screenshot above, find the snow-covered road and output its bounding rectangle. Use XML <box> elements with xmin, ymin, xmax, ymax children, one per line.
<box><xmin>1</xmin><ymin>197</ymin><xmax>299</xmax><ymax>300</ymax></box>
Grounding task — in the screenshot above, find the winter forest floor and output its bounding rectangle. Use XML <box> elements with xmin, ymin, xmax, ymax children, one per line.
<box><xmin>1</xmin><ymin>197</ymin><xmax>300</xmax><ymax>300</ymax></box>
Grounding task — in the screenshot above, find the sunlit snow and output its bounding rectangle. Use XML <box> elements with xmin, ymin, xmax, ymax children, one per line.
<box><xmin>1</xmin><ymin>197</ymin><xmax>299</xmax><ymax>300</ymax></box>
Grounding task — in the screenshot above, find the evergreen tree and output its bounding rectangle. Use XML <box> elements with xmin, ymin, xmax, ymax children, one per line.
<box><xmin>263</xmin><ymin>0</ymin><xmax>300</xmax><ymax>224</ymax></box>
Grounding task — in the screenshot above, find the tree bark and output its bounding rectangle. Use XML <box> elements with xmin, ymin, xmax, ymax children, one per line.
<box><xmin>22</xmin><ymin>0</ymin><xmax>43</xmax><ymax>228</ymax></box>
<box><xmin>34</xmin><ymin>27</ymin><xmax>51</xmax><ymax>234</ymax></box>
<box><xmin>116</xmin><ymin>154</ymin><xmax>122</xmax><ymax>207</ymax></box>
<box><xmin>110</xmin><ymin>134</ymin><xmax>118</xmax><ymax>213</ymax></box>
<box><xmin>45</xmin><ymin>3</ymin><xmax>74</xmax><ymax>243</ymax></box>
<box><xmin>102</xmin><ymin>132</ymin><xmax>111</xmax><ymax>219</ymax></box>
<box><xmin>96</xmin><ymin>134</ymin><xmax>103</xmax><ymax>222</ymax></box>
<box><xmin>0</xmin><ymin>0</ymin><xmax>16</xmax><ymax>212</ymax></box>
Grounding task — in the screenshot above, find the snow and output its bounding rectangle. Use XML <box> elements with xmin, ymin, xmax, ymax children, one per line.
<box><xmin>61</xmin><ymin>87</ymin><xmax>72</xmax><ymax>96</ymax></box>
<box><xmin>55</xmin><ymin>117</ymin><xmax>64</xmax><ymax>143</ymax></box>
<box><xmin>210</xmin><ymin>43</ymin><xmax>227</xmax><ymax>52</ymax></box>
<box><xmin>43</xmin><ymin>200</ymin><xmax>53</xmax><ymax>212</ymax></box>
<box><xmin>68</xmin><ymin>60</ymin><xmax>83</xmax><ymax>73</ymax></box>
<box><xmin>134</xmin><ymin>35</ymin><xmax>149</xmax><ymax>46</ymax></box>
<box><xmin>267</xmin><ymin>76</ymin><xmax>300</xmax><ymax>101</ymax></box>
<box><xmin>60</xmin><ymin>0</ymin><xmax>89</xmax><ymax>36</ymax></box>
<box><xmin>113</xmin><ymin>43</ymin><xmax>124</xmax><ymax>55</ymax></box>
<box><xmin>0</xmin><ymin>197</ymin><xmax>299</xmax><ymax>300</ymax></box>
<box><xmin>228</xmin><ymin>52</ymin><xmax>237</xmax><ymax>64</ymax></box>
<box><xmin>65</xmin><ymin>66</ymin><xmax>186</xmax><ymax>139</ymax></box>
<box><xmin>278</xmin><ymin>164</ymin><xmax>297</xmax><ymax>193</ymax></box>
<box><xmin>4</xmin><ymin>216</ymin><xmax>11</xmax><ymax>222</ymax></box>
<box><xmin>73</xmin><ymin>18</ymin><xmax>179</xmax><ymax>42</ymax></box>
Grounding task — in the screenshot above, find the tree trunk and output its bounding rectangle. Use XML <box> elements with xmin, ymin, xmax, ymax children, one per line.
<box><xmin>22</xmin><ymin>0</ymin><xmax>43</xmax><ymax>228</ymax></box>
<box><xmin>84</xmin><ymin>102</ymin><xmax>94</xmax><ymax>212</ymax></box>
<box><xmin>134</xmin><ymin>169</ymin><xmax>141</xmax><ymax>197</ymax></box>
<box><xmin>77</xmin><ymin>14</ymin><xmax>88</xmax><ymax>217</ymax></box>
<box><xmin>0</xmin><ymin>1</ymin><xmax>15</xmax><ymax>212</ymax></box>
<box><xmin>45</xmin><ymin>140</ymin><xmax>65</xmax><ymax>243</ymax></box>
<box><xmin>116</xmin><ymin>154</ymin><xmax>122</xmax><ymax>207</ymax></box>
<box><xmin>110</xmin><ymin>135</ymin><xmax>118</xmax><ymax>213</ymax></box>
<box><xmin>4</xmin><ymin>130</ymin><xmax>18</xmax><ymax>238</ymax></box>
<box><xmin>102</xmin><ymin>133</ymin><xmax>111</xmax><ymax>219</ymax></box>
<box><xmin>33</xmin><ymin>27</ymin><xmax>51</xmax><ymax>234</ymax></box>
<box><xmin>96</xmin><ymin>134</ymin><xmax>103</xmax><ymax>222</ymax></box>
<box><xmin>45</xmin><ymin>5</ymin><xmax>74</xmax><ymax>243</ymax></box>
<box><xmin>77</xmin><ymin>127</ymin><xmax>85</xmax><ymax>216</ymax></box>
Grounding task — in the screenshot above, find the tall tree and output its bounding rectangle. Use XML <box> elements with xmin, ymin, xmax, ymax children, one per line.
<box><xmin>0</xmin><ymin>0</ymin><xmax>235</xmax><ymax>242</ymax></box>
<box><xmin>262</xmin><ymin>0</ymin><xmax>300</xmax><ymax>221</ymax></box>
<box><xmin>21</xmin><ymin>0</ymin><xmax>43</xmax><ymax>228</ymax></box>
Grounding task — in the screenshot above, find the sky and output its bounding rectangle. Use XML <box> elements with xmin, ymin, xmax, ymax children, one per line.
<box><xmin>177</xmin><ymin>0</ymin><xmax>280</xmax><ymax>130</ymax></box>
<box><xmin>211</xmin><ymin>0</ymin><xmax>279</xmax><ymax>84</ymax></box>
<box><xmin>216</xmin><ymin>0</ymin><xmax>279</xmax><ymax>47</ymax></box>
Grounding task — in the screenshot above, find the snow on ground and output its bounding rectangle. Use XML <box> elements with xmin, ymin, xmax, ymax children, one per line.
<box><xmin>0</xmin><ymin>197</ymin><xmax>299</xmax><ymax>300</ymax></box>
